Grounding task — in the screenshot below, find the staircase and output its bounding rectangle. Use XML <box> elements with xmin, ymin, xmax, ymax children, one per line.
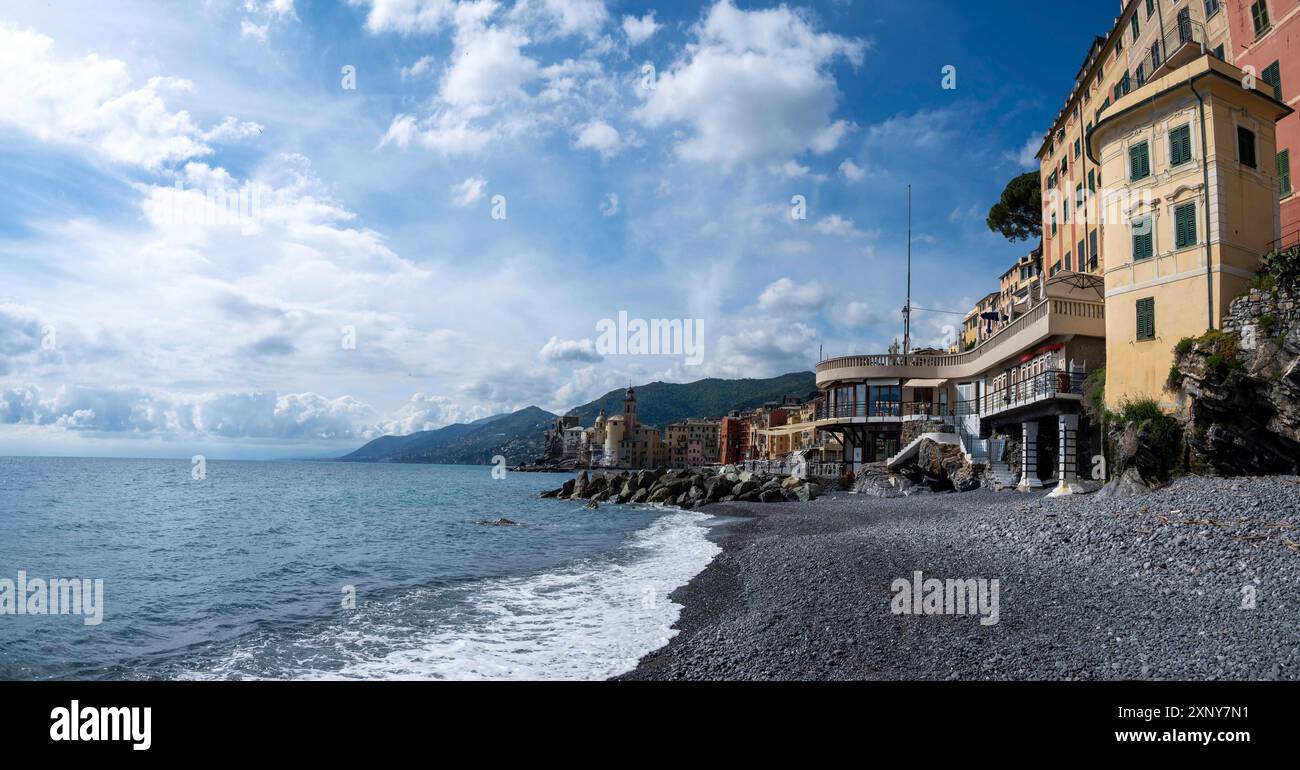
<box><xmin>988</xmin><ymin>461</ymin><xmax>1017</xmax><ymax>490</ymax></box>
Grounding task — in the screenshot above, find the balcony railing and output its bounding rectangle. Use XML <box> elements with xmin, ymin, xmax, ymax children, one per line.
<box><xmin>982</xmin><ymin>369</ymin><xmax>1086</xmax><ymax>418</ymax></box>
<box><xmin>1151</xmin><ymin>14</ymin><xmax>1206</xmax><ymax>76</ymax></box>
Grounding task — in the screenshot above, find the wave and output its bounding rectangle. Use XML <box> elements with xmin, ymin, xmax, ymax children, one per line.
<box><xmin>187</xmin><ymin>510</ymin><xmax>721</xmax><ymax>681</ymax></box>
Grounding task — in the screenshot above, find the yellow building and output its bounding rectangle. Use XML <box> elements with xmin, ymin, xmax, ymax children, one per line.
<box><xmin>1038</xmin><ymin>0</ymin><xmax>1236</xmax><ymax>280</ymax></box>
<box><xmin>961</xmin><ymin>292</ymin><xmax>1000</xmax><ymax>351</ymax></box>
<box><xmin>1088</xmin><ymin>55</ymin><xmax>1292</xmax><ymax>408</ymax></box>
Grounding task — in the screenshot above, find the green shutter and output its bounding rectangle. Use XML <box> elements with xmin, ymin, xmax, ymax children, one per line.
<box><xmin>1131</xmin><ymin>14</ymin><xmax>1140</xmax><ymax>41</ymax></box>
<box><xmin>1279</xmin><ymin>149</ymin><xmax>1292</xmax><ymax>196</ymax></box>
<box><xmin>1136</xmin><ymin>298</ymin><xmax>1155</xmax><ymax>341</ymax></box>
<box><xmin>1133</xmin><ymin>217</ymin><xmax>1153</xmax><ymax>260</ymax></box>
<box><xmin>1170</xmin><ymin>125</ymin><xmax>1192</xmax><ymax>166</ymax></box>
<box><xmin>1130</xmin><ymin>142</ymin><xmax>1150</xmax><ymax>180</ymax></box>
<box><xmin>1175</xmin><ymin>203</ymin><xmax>1196</xmax><ymax>248</ymax></box>
<box><xmin>1261</xmin><ymin>61</ymin><xmax>1282</xmax><ymax>100</ymax></box>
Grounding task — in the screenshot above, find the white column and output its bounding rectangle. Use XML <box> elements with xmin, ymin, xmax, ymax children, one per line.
<box><xmin>1017</xmin><ymin>420</ymin><xmax>1043</xmax><ymax>491</ymax></box>
<box><xmin>1048</xmin><ymin>414</ymin><xmax>1084</xmax><ymax>497</ymax></box>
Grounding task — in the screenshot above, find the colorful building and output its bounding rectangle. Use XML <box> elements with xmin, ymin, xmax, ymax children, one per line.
<box><xmin>1088</xmin><ymin>54</ymin><xmax>1292</xmax><ymax>407</ymax></box>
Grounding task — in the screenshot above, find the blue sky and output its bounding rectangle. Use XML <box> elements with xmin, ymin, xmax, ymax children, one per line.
<box><xmin>0</xmin><ymin>0</ymin><xmax>1121</xmax><ymax>458</ymax></box>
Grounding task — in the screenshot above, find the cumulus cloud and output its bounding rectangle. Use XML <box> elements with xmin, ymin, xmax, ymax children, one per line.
<box><xmin>538</xmin><ymin>336</ymin><xmax>603</xmax><ymax>363</ymax></box>
<box><xmin>838</xmin><ymin>157</ymin><xmax>866</xmax><ymax>181</ymax></box>
<box><xmin>635</xmin><ymin>0</ymin><xmax>865</xmax><ymax>170</ymax></box>
<box><xmin>812</xmin><ymin>214</ymin><xmax>864</xmax><ymax>238</ymax></box>
<box><xmin>621</xmin><ymin>12</ymin><xmax>660</xmax><ymax>44</ymax></box>
<box><xmin>755</xmin><ymin>277</ymin><xmax>826</xmax><ymax>316</ymax></box>
<box><xmin>599</xmin><ymin>192</ymin><xmax>618</xmax><ymax>216</ymax></box>
<box><xmin>572</xmin><ymin>118</ymin><xmax>621</xmax><ymax>158</ymax></box>
<box><xmin>0</xmin><ymin>24</ymin><xmax>257</xmax><ymax>170</ymax></box>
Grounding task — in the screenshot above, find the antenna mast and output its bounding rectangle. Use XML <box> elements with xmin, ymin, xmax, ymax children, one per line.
<box><xmin>903</xmin><ymin>185</ymin><xmax>912</xmax><ymax>356</ymax></box>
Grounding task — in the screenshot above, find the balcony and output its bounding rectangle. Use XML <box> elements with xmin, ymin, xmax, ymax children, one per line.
<box><xmin>1150</xmin><ymin>15</ymin><xmax>1207</xmax><ymax>80</ymax></box>
<box><xmin>815</xmin><ymin>274</ymin><xmax>1106</xmax><ymax>388</ymax></box>
<box><xmin>981</xmin><ymin>369</ymin><xmax>1086</xmax><ymax>419</ymax></box>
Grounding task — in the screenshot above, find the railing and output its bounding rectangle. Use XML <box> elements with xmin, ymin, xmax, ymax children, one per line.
<box><xmin>1152</xmin><ymin>15</ymin><xmax>1206</xmax><ymax>75</ymax></box>
<box><xmin>1269</xmin><ymin>223</ymin><xmax>1300</xmax><ymax>253</ymax></box>
<box><xmin>741</xmin><ymin>458</ymin><xmax>849</xmax><ymax>478</ymax></box>
<box><xmin>816</xmin><ymin>294</ymin><xmax>1105</xmax><ymax>377</ymax></box>
<box><xmin>981</xmin><ymin>369</ymin><xmax>1086</xmax><ymax>417</ymax></box>
<box><xmin>815</xmin><ymin>400</ymin><xmax>905</xmax><ymax>420</ymax></box>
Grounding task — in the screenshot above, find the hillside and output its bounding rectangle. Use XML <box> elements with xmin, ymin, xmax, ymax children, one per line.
<box><xmin>340</xmin><ymin>371</ymin><xmax>817</xmax><ymax>464</ymax></box>
<box><xmin>340</xmin><ymin>406</ymin><xmax>557</xmax><ymax>465</ymax></box>
<box><xmin>569</xmin><ymin>372</ymin><xmax>817</xmax><ymax>428</ymax></box>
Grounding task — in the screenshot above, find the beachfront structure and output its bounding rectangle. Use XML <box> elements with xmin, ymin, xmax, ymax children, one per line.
<box><xmin>1088</xmin><ymin>54</ymin><xmax>1292</xmax><ymax>407</ymax></box>
<box><xmin>665</xmin><ymin>419</ymin><xmax>721</xmax><ymax>467</ymax></box>
<box><xmin>816</xmin><ymin>272</ymin><xmax>1107</xmax><ymax>493</ymax></box>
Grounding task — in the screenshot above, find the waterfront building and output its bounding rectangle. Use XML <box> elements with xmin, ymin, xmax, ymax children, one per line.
<box><xmin>1088</xmin><ymin>54</ymin><xmax>1292</xmax><ymax>406</ymax></box>
<box><xmin>961</xmin><ymin>292</ymin><xmax>1001</xmax><ymax>351</ymax></box>
<box><xmin>719</xmin><ymin>413</ymin><xmax>750</xmax><ymax>465</ymax></box>
<box><xmin>665</xmin><ymin>419</ymin><xmax>721</xmax><ymax>467</ymax></box>
<box><xmin>816</xmin><ymin>272</ymin><xmax>1108</xmax><ymax>493</ymax></box>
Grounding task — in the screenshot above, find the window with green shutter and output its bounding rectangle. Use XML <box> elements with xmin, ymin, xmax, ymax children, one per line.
<box><xmin>1089</xmin><ymin>230</ymin><xmax>1099</xmax><ymax>271</ymax></box>
<box><xmin>1261</xmin><ymin>61</ymin><xmax>1282</xmax><ymax>100</ymax></box>
<box><xmin>1088</xmin><ymin>169</ymin><xmax>1096</xmax><ymax>192</ymax></box>
<box><xmin>1132</xmin><ymin>217</ymin><xmax>1153</xmax><ymax>260</ymax></box>
<box><xmin>1174</xmin><ymin>202</ymin><xmax>1197</xmax><ymax>249</ymax></box>
<box><xmin>1279</xmin><ymin>149</ymin><xmax>1292</xmax><ymax>196</ymax></box>
<box><xmin>1147</xmin><ymin>0</ymin><xmax>1155</xmax><ymax>17</ymax></box>
<box><xmin>1131</xmin><ymin>13</ymin><xmax>1140</xmax><ymax>41</ymax></box>
<box><xmin>1252</xmin><ymin>1</ymin><xmax>1271</xmax><ymax>37</ymax></box>
<box><xmin>1076</xmin><ymin>183</ymin><xmax>1084</xmax><ymax>208</ymax></box>
<box><xmin>1169</xmin><ymin>124</ymin><xmax>1192</xmax><ymax>166</ymax></box>
<box><xmin>1130</xmin><ymin>141</ymin><xmax>1151</xmax><ymax>180</ymax></box>
<box><xmin>1136</xmin><ymin>297</ymin><xmax>1155</xmax><ymax>341</ymax></box>
<box><xmin>1238</xmin><ymin>126</ymin><xmax>1257</xmax><ymax>168</ymax></box>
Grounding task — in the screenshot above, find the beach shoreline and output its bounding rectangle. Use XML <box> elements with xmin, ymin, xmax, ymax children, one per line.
<box><xmin>617</xmin><ymin>477</ymin><xmax>1300</xmax><ymax>681</ymax></box>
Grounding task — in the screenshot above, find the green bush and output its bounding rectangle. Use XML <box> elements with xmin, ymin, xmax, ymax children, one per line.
<box><xmin>1166</xmin><ymin>363</ymin><xmax>1184</xmax><ymax>391</ymax></box>
<box><xmin>1173</xmin><ymin>336</ymin><xmax>1195</xmax><ymax>357</ymax></box>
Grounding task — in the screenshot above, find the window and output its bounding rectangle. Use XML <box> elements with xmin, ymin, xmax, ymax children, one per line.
<box><xmin>1063</xmin><ymin>198</ymin><xmax>1070</xmax><ymax>224</ymax></box>
<box><xmin>1076</xmin><ymin>183</ymin><xmax>1084</xmax><ymax>208</ymax></box>
<box><xmin>1151</xmin><ymin>42</ymin><xmax>1161</xmax><ymax>70</ymax></box>
<box><xmin>1051</xmin><ymin>213</ymin><xmax>1057</xmax><ymax>235</ymax></box>
<box><xmin>1205</xmin><ymin>0</ymin><xmax>1221</xmax><ymax>18</ymax></box>
<box><xmin>1136</xmin><ymin>63</ymin><xmax>1146</xmax><ymax>87</ymax></box>
<box><xmin>1238</xmin><ymin>126</ymin><xmax>1257</xmax><ymax>168</ymax></box>
<box><xmin>1212</xmin><ymin>44</ymin><xmax>1225</xmax><ymax>61</ymax></box>
<box><xmin>1064</xmin><ymin>251</ymin><xmax>1072</xmax><ymax>272</ymax></box>
<box><xmin>1089</xmin><ymin>230</ymin><xmax>1099</xmax><ymax>271</ymax></box>
<box><xmin>1074</xmin><ymin>138</ymin><xmax>1080</xmax><ymax>158</ymax></box>
<box><xmin>1132</xmin><ymin>216</ymin><xmax>1153</xmax><ymax>260</ymax></box>
<box><xmin>1050</xmin><ymin>261</ymin><xmax>1062</xmax><ymax>277</ymax></box>
<box><xmin>1131</xmin><ymin>13</ymin><xmax>1140</xmax><ymax>42</ymax></box>
<box><xmin>1136</xmin><ymin>297</ymin><xmax>1156</xmax><ymax>341</ymax></box>
<box><xmin>1074</xmin><ymin>240</ymin><xmax>1084</xmax><ymax>271</ymax></box>
<box><xmin>1174</xmin><ymin>202</ymin><xmax>1197</xmax><ymax>249</ymax></box>
<box><xmin>1088</xmin><ymin>169</ymin><xmax>1096</xmax><ymax>193</ymax></box>
<box><xmin>1121</xmin><ymin>71</ymin><xmax>1131</xmax><ymax>96</ymax></box>
<box><xmin>1130</xmin><ymin>141</ymin><xmax>1151</xmax><ymax>180</ymax></box>
<box><xmin>1261</xmin><ymin>61</ymin><xmax>1282</xmax><ymax>101</ymax></box>
<box><xmin>1280</xmin><ymin>149</ymin><xmax>1292</xmax><ymax>196</ymax></box>
<box><xmin>1252</xmin><ymin>1</ymin><xmax>1271</xmax><ymax>37</ymax></box>
<box><xmin>1169</xmin><ymin>124</ymin><xmax>1192</xmax><ymax>166</ymax></box>
<box><xmin>1061</xmin><ymin>157</ymin><xmax>1068</xmax><ymax>175</ymax></box>
<box><xmin>1146</xmin><ymin>0</ymin><xmax>1155</xmax><ymax>17</ymax></box>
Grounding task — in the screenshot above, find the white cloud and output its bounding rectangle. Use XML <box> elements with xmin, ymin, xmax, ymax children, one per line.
<box><xmin>240</xmin><ymin>20</ymin><xmax>270</xmax><ymax>40</ymax></box>
<box><xmin>599</xmin><ymin>192</ymin><xmax>619</xmax><ymax>216</ymax></box>
<box><xmin>400</xmin><ymin>55</ymin><xmax>437</xmax><ymax>79</ymax></box>
<box><xmin>635</xmin><ymin>0</ymin><xmax>866</xmax><ymax>170</ymax></box>
<box><xmin>1009</xmin><ymin>132</ymin><xmax>1044</xmax><ymax>169</ymax></box>
<box><xmin>755</xmin><ymin>277</ymin><xmax>826</xmax><ymax>316</ymax></box>
<box><xmin>812</xmin><ymin>214</ymin><xmax>864</xmax><ymax>238</ymax></box>
<box><xmin>838</xmin><ymin>157</ymin><xmax>866</xmax><ymax>181</ymax></box>
<box><xmin>572</xmin><ymin>118</ymin><xmax>622</xmax><ymax>158</ymax></box>
<box><xmin>0</xmin><ymin>24</ymin><xmax>257</xmax><ymax>170</ymax></box>
<box><xmin>538</xmin><ymin>336</ymin><xmax>603</xmax><ymax>362</ymax></box>
<box><xmin>451</xmin><ymin>175</ymin><xmax>488</xmax><ymax>206</ymax></box>
<box><xmin>621</xmin><ymin>12</ymin><xmax>660</xmax><ymax>45</ymax></box>
<box><xmin>350</xmin><ymin>0</ymin><xmax>459</xmax><ymax>35</ymax></box>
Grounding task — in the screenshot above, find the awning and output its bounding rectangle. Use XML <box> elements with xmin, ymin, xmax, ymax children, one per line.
<box><xmin>903</xmin><ymin>378</ymin><xmax>947</xmax><ymax>388</ymax></box>
<box><xmin>755</xmin><ymin>423</ymin><xmax>817</xmax><ymax>437</ymax></box>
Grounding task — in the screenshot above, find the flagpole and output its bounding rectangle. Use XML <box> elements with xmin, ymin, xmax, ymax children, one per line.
<box><xmin>903</xmin><ymin>185</ymin><xmax>912</xmax><ymax>356</ymax></box>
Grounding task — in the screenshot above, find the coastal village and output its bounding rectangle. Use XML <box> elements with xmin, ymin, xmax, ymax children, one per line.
<box><xmin>539</xmin><ymin>0</ymin><xmax>1299</xmax><ymax>501</ymax></box>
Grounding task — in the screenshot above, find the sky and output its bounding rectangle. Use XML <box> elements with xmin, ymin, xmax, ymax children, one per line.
<box><xmin>0</xmin><ymin>0</ymin><xmax>1122</xmax><ymax>459</ymax></box>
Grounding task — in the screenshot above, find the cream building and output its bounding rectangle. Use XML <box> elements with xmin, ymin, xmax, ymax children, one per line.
<box><xmin>1088</xmin><ymin>55</ymin><xmax>1292</xmax><ymax>407</ymax></box>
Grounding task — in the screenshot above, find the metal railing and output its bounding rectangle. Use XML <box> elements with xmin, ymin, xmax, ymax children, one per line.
<box><xmin>982</xmin><ymin>369</ymin><xmax>1086</xmax><ymax>417</ymax></box>
<box><xmin>1152</xmin><ymin>14</ymin><xmax>1206</xmax><ymax>75</ymax></box>
<box><xmin>1268</xmin><ymin>223</ymin><xmax>1300</xmax><ymax>253</ymax></box>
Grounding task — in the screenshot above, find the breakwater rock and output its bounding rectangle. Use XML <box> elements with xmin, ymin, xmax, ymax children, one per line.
<box><xmin>540</xmin><ymin>466</ymin><xmax>821</xmax><ymax>509</ymax></box>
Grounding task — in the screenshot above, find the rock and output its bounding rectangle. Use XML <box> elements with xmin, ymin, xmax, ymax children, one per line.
<box><xmin>586</xmin><ymin>475</ymin><xmax>608</xmax><ymax>497</ymax></box>
<box><xmin>759</xmin><ymin>488</ymin><xmax>785</xmax><ymax>503</ymax></box>
<box><xmin>631</xmin><ymin>488</ymin><xmax>650</xmax><ymax>504</ymax></box>
<box><xmin>538</xmin><ymin>488</ymin><xmax>560</xmax><ymax>499</ymax></box>
<box><xmin>476</xmin><ymin>518</ymin><xmax>517</xmax><ymax>526</ymax></box>
<box><xmin>1095</xmin><ymin>467</ymin><xmax>1152</xmax><ymax>498</ymax></box>
<box><xmin>950</xmin><ymin>464</ymin><xmax>982</xmax><ymax>493</ymax></box>
<box><xmin>584</xmin><ymin>498</ymin><xmax>599</xmax><ymax>510</ymax></box>
<box><xmin>558</xmin><ymin>478</ymin><xmax>576</xmax><ymax>499</ymax></box>
<box><xmin>573</xmin><ymin>470</ymin><xmax>589</xmax><ymax>499</ymax></box>
<box><xmin>794</xmin><ymin>482</ymin><xmax>820</xmax><ymax>502</ymax></box>
<box><xmin>733</xmin><ymin>480</ymin><xmax>759</xmax><ymax>496</ymax></box>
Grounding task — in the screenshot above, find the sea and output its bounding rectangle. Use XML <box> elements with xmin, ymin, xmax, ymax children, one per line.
<box><xmin>0</xmin><ymin>457</ymin><xmax>722</xmax><ymax>680</ymax></box>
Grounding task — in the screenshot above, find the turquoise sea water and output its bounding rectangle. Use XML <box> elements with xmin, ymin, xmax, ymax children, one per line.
<box><xmin>0</xmin><ymin>458</ymin><xmax>719</xmax><ymax>680</ymax></box>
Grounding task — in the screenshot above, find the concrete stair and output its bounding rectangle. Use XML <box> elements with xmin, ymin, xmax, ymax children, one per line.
<box><xmin>988</xmin><ymin>461</ymin><xmax>1017</xmax><ymax>490</ymax></box>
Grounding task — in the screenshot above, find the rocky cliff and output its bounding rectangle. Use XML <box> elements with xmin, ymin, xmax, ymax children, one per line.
<box><xmin>1170</xmin><ymin>283</ymin><xmax>1300</xmax><ymax>475</ymax></box>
